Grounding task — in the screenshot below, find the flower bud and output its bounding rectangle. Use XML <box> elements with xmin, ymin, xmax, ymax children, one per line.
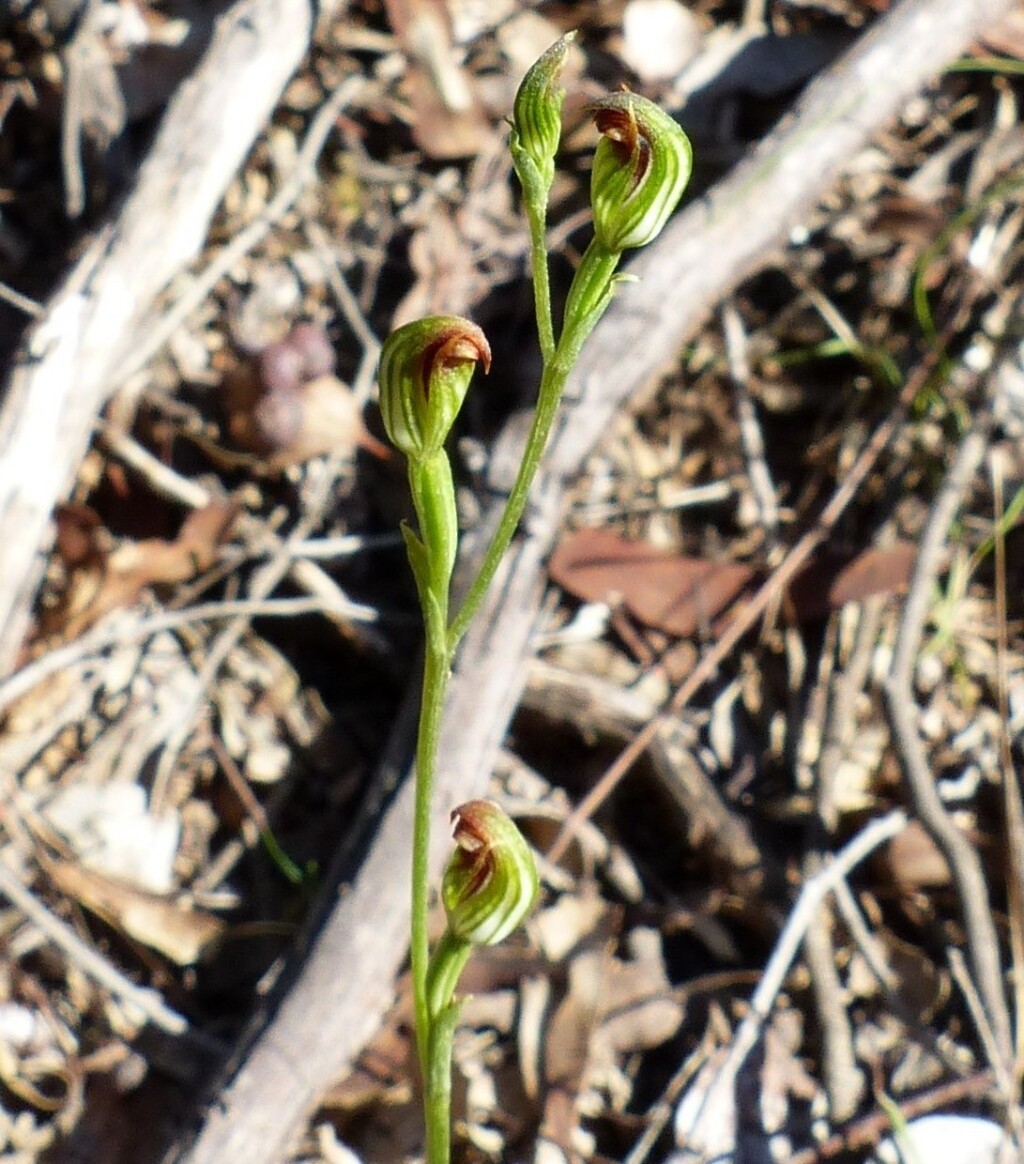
<box><xmin>378</xmin><ymin>316</ymin><xmax>491</xmax><ymax>460</ymax></box>
<box><xmin>588</xmin><ymin>91</ymin><xmax>692</xmax><ymax>253</ymax></box>
<box><xmin>441</xmin><ymin>800</ymin><xmax>539</xmax><ymax>948</ymax></box>
<box><xmin>511</xmin><ymin>33</ymin><xmax>575</xmax><ymax>195</ymax></box>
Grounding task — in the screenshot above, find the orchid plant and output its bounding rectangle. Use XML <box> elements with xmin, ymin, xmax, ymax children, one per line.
<box><xmin>376</xmin><ymin>35</ymin><xmax>693</xmax><ymax>1164</ymax></box>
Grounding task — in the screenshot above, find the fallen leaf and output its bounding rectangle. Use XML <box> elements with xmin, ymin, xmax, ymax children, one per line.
<box><xmin>880</xmin><ymin>819</ymin><xmax>951</xmax><ymax>890</ymax></box>
<box><xmin>549</xmin><ymin>527</ymin><xmax>755</xmax><ymax>637</ymax></box>
<box><xmin>56</xmin><ymin>503</ymin><xmax>237</xmax><ymax>639</ymax></box>
<box><xmin>383</xmin><ymin>0</ymin><xmax>490</xmax><ymax>158</ymax></box>
<box><xmin>49</xmin><ymin>861</ymin><xmax>224</xmax><ymax>966</ymax></box>
<box><xmin>788</xmin><ymin>541</ymin><xmax>918</xmax><ymax>620</ymax></box>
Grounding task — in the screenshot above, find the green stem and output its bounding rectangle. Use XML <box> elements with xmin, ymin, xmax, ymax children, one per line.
<box><xmin>524</xmin><ymin>194</ymin><xmax>555</xmax><ymax>365</ymax></box>
<box><xmin>426</xmin><ymin>929</ymin><xmax>473</xmax><ymax>1022</ymax></box>
<box><xmin>447</xmin><ymin>240</ymin><xmax>621</xmax><ymax>651</ymax></box>
<box><xmin>407</xmin><ymin>453</ymin><xmax>457</xmax><ymax>1087</ymax></box>
<box><xmin>411</xmin><ymin>615</ymin><xmax>450</xmax><ymax>1083</ymax></box>
<box><xmin>423</xmin><ymin>931</ymin><xmax>471</xmax><ymax>1164</ymax></box>
<box><xmin>425</xmin><ymin>1001</ymin><xmax>460</xmax><ymax>1164</ymax></box>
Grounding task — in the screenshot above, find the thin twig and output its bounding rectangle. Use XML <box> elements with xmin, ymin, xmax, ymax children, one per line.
<box><xmin>788</xmin><ymin>1068</ymin><xmax>997</xmax><ymax>1163</ymax></box>
<box><xmin>948</xmin><ymin>946</ymin><xmax>1006</xmax><ymax>1091</ymax></box>
<box><xmin>881</xmin><ymin>412</ymin><xmax>1014</xmax><ymax>1080</ymax></box>
<box><xmin>991</xmin><ymin>452</ymin><xmax>1024</xmax><ymax>1080</ymax></box>
<box><xmin>0</xmin><ymin>856</ymin><xmax>188</xmax><ymax>1035</ymax></box>
<box><xmin>0</xmin><ymin>597</ymin><xmax>334</xmax><ymax>719</ymax></box>
<box><xmin>680</xmin><ymin>810</ymin><xmax>907</xmax><ymax>1152</ymax></box>
<box><xmin>723</xmin><ymin>302</ymin><xmax>780</xmax><ymax>552</ymax></box>
<box><xmin>804</xmin><ymin>893</ymin><xmax>864</xmax><ymax>1120</ymax></box>
<box><xmin>0</xmin><ymin>281</ymin><xmax>42</xmax><ymax>318</ymax></box>
<box><xmin>303</xmin><ymin>220</ymin><xmax>381</xmax><ymax>404</ymax></box>
<box><xmin>817</xmin><ymin>597</ymin><xmax>886</xmax><ymax>830</ymax></box>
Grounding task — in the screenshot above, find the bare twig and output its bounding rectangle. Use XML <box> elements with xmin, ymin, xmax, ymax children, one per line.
<box><xmin>723</xmin><ymin>302</ymin><xmax>780</xmax><ymax>552</ymax></box>
<box><xmin>817</xmin><ymin>597</ymin><xmax>886</xmax><ymax>830</ymax></box>
<box><xmin>680</xmin><ymin>810</ymin><xmax>908</xmax><ymax>1154</ymax></box>
<box><xmin>0</xmin><ymin>856</ymin><xmax>188</xmax><ymax>1035</ymax></box>
<box><xmin>881</xmin><ymin>412</ymin><xmax>1014</xmax><ymax>1081</ymax></box>
<box><xmin>804</xmin><ymin>899</ymin><xmax>864</xmax><ymax>1121</ymax></box>
<box><xmin>0</xmin><ymin>281</ymin><xmax>42</xmax><ymax>318</ymax></box>
<box><xmin>788</xmin><ymin>1068</ymin><xmax>997</xmax><ymax>1163</ymax></box>
<box><xmin>0</xmin><ymin>597</ymin><xmax>335</xmax><ymax>720</ymax></box>
<box><xmin>991</xmin><ymin>453</ymin><xmax>1024</xmax><ymax>1078</ymax></box>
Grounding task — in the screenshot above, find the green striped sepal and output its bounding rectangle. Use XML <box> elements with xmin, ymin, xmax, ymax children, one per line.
<box><xmin>511</xmin><ymin>33</ymin><xmax>575</xmax><ymax>197</ymax></box>
<box><xmin>377</xmin><ymin>316</ymin><xmax>491</xmax><ymax>460</ymax></box>
<box><xmin>589</xmin><ymin>91</ymin><xmax>693</xmax><ymax>253</ymax></box>
<box><xmin>441</xmin><ymin>799</ymin><xmax>539</xmax><ymax>947</ymax></box>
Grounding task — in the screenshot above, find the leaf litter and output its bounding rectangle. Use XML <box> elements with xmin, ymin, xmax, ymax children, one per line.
<box><xmin>1</xmin><ymin>1</ymin><xmax>1024</xmax><ymax>1162</ymax></box>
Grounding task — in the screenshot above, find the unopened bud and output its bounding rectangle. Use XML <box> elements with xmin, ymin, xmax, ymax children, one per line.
<box><xmin>511</xmin><ymin>33</ymin><xmax>575</xmax><ymax>196</ymax></box>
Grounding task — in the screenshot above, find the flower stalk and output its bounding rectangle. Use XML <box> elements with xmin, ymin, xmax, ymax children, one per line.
<box><xmin>376</xmin><ymin>39</ymin><xmax>693</xmax><ymax>1164</ymax></box>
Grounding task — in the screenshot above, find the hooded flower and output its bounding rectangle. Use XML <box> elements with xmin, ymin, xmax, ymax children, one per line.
<box><xmin>377</xmin><ymin>316</ymin><xmax>491</xmax><ymax>460</ymax></box>
<box><xmin>441</xmin><ymin>800</ymin><xmax>539</xmax><ymax>947</ymax></box>
<box><xmin>589</xmin><ymin>91</ymin><xmax>692</xmax><ymax>252</ymax></box>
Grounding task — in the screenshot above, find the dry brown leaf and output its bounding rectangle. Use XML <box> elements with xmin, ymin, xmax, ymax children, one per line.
<box><xmin>549</xmin><ymin>527</ymin><xmax>755</xmax><ymax>638</ymax></box>
<box><xmin>599</xmin><ymin>928</ymin><xmax>683</xmax><ymax>1055</ymax></box>
<box><xmin>59</xmin><ymin>502</ymin><xmax>237</xmax><ymax>638</ymax></box>
<box><xmin>825</xmin><ymin>541</ymin><xmax>918</xmax><ymax>608</ymax></box>
<box><xmin>787</xmin><ymin>541</ymin><xmax>918</xmax><ymax>620</ymax></box>
<box><xmin>383</xmin><ymin>0</ymin><xmax>490</xmax><ymax>158</ymax></box>
<box><xmin>49</xmin><ymin>503</ymin><xmax>237</xmax><ymax>641</ymax></box>
<box><xmin>49</xmin><ymin>861</ymin><xmax>224</xmax><ymax>965</ymax></box>
<box><xmin>880</xmin><ymin>818</ymin><xmax>952</xmax><ymax>890</ymax></box>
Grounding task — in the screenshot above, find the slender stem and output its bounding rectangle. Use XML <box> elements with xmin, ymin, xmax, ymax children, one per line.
<box><xmin>408</xmin><ymin>453</ymin><xmax>456</xmax><ymax>1086</ymax></box>
<box><xmin>411</xmin><ymin>624</ymin><xmax>450</xmax><ymax>1082</ymax></box>
<box><xmin>524</xmin><ymin>195</ymin><xmax>555</xmax><ymax>365</ymax></box>
<box><xmin>426</xmin><ymin>930</ymin><xmax>473</xmax><ymax>1024</ymax></box>
<box><xmin>425</xmin><ymin>1002</ymin><xmax>459</xmax><ymax>1164</ymax></box>
<box><xmin>446</xmin><ymin>353</ymin><xmax>564</xmax><ymax>651</ymax></box>
<box><xmin>424</xmin><ymin>933</ymin><xmax>471</xmax><ymax>1164</ymax></box>
<box><xmin>447</xmin><ymin>240</ymin><xmax>621</xmax><ymax>651</ymax></box>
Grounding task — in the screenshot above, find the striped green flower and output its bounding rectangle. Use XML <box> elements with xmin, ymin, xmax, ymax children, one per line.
<box><xmin>441</xmin><ymin>800</ymin><xmax>538</xmax><ymax>947</ymax></box>
<box><xmin>589</xmin><ymin>91</ymin><xmax>692</xmax><ymax>253</ymax></box>
<box><xmin>377</xmin><ymin>316</ymin><xmax>490</xmax><ymax>460</ymax></box>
